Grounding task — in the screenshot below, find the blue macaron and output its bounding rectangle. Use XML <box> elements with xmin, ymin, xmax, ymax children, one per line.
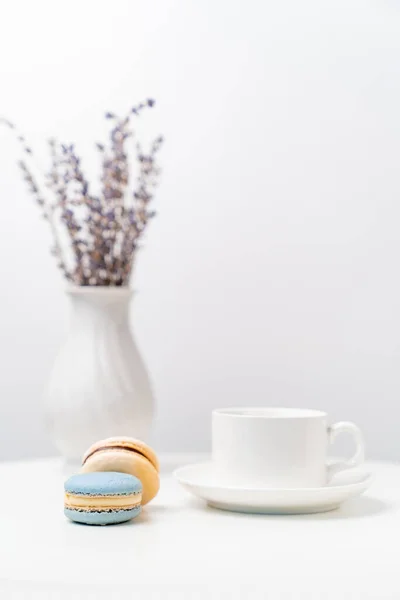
<box><xmin>64</xmin><ymin>471</ymin><xmax>142</xmax><ymax>525</ymax></box>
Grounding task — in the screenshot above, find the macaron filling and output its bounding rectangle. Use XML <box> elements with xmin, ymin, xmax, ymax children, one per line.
<box><xmin>82</xmin><ymin>445</ymin><xmax>154</xmax><ymax>468</ymax></box>
<box><xmin>64</xmin><ymin>492</ymin><xmax>141</xmax><ymax>511</ymax></box>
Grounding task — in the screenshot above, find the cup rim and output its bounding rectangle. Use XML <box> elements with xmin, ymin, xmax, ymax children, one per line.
<box><xmin>212</xmin><ymin>407</ymin><xmax>327</xmax><ymax>419</ymax></box>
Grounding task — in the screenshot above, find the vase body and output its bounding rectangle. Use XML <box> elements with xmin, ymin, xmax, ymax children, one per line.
<box><xmin>44</xmin><ymin>287</ymin><xmax>155</xmax><ymax>463</ymax></box>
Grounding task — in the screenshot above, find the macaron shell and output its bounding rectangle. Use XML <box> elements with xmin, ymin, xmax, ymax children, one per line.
<box><xmin>82</xmin><ymin>437</ymin><xmax>159</xmax><ymax>473</ymax></box>
<box><xmin>81</xmin><ymin>449</ymin><xmax>160</xmax><ymax>505</ymax></box>
<box><xmin>65</xmin><ymin>506</ymin><xmax>141</xmax><ymax>526</ymax></box>
<box><xmin>65</xmin><ymin>471</ymin><xmax>142</xmax><ymax>496</ymax></box>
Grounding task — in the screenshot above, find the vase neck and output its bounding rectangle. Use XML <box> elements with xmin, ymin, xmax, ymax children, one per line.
<box><xmin>68</xmin><ymin>288</ymin><xmax>132</xmax><ymax>324</ymax></box>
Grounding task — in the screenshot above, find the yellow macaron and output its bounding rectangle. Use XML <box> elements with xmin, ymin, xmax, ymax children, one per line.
<box><xmin>81</xmin><ymin>437</ymin><xmax>160</xmax><ymax>505</ymax></box>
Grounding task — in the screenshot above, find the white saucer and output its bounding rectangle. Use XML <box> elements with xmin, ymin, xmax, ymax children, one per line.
<box><xmin>174</xmin><ymin>462</ymin><xmax>372</xmax><ymax>514</ymax></box>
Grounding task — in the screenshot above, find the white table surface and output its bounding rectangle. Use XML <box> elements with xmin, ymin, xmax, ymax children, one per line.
<box><xmin>0</xmin><ymin>456</ymin><xmax>398</xmax><ymax>600</ymax></box>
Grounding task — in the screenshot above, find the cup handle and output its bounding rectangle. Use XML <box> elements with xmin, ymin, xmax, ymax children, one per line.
<box><xmin>327</xmin><ymin>421</ymin><xmax>365</xmax><ymax>481</ymax></box>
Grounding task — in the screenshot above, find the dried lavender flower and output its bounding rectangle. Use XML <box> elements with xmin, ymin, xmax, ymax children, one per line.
<box><xmin>0</xmin><ymin>118</ymin><xmax>15</xmax><ymax>129</ymax></box>
<box><xmin>1</xmin><ymin>100</ymin><xmax>163</xmax><ymax>286</ymax></box>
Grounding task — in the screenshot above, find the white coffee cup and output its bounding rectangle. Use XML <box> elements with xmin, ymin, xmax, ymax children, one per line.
<box><xmin>212</xmin><ymin>407</ymin><xmax>365</xmax><ymax>488</ymax></box>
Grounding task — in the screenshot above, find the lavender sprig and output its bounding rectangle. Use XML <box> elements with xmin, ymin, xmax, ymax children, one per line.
<box><xmin>1</xmin><ymin>119</ymin><xmax>72</xmax><ymax>279</ymax></box>
<box><xmin>121</xmin><ymin>134</ymin><xmax>163</xmax><ymax>281</ymax></box>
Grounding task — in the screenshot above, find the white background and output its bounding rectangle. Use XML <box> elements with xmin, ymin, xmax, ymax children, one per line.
<box><xmin>0</xmin><ymin>0</ymin><xmax>400</xmax><ymax>461</ymax></box>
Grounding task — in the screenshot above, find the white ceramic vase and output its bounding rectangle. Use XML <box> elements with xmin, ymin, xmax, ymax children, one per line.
<box><xmin>44</xmin><ymin>286</ymin><xmax>155</xmax><ymax>463</ymax></box>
